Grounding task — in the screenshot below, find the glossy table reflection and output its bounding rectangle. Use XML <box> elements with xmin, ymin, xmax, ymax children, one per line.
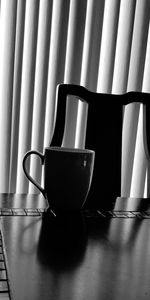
<box><xmin>1</xmin><ymin>194</ymin><xmax>150</xmax><ymax>300</ymax></box>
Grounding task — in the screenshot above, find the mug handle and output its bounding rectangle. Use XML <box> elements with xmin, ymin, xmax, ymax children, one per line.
<box><xmin>23</xmin><ymin>150</ymin><xmax>46</xmax><ymax>198</ymax></box>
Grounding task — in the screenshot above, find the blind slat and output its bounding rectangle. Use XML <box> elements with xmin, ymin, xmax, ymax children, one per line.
<box><xmin>0</xmin><ymin>0</ymin><xmax>17</xmax><ymax>192</ymax></box>
<box><xmin>62</xmin><ymin>0</ymin><xmax>87</xmax><ymax>148</ymax></box>
<box><xmin>130</xmin><ymin>105</ymin><xmax>147</xmax><ymax>197</ymax></box>
<box><xmin>76</xmin><ymin>0</ymin><xmax>105</xmax><ymax>149</ymax></box>
<box><xmin>9</xmin><ymin>0</ymin><xmax>26</xmax><ymax>193</ymax></box>
<box><xmin>44</xmin><ymin>0</ymin><xmax>70</xmax><ymax>148</ymax></box>
<box><xmin>97</xmin><ymin>0</ymin><xmax>120</xmax><ymax>93</ymax></box>
<box><xmin>127</xmin><ymin>0</ymin><xmax>150</xmax><ymax>91</ymax></box>
<box><xmin>16</xmin><ymin>0</ymin><xmax>39</xmax><ymax>193</ymax></box>
<box><xmin>128</xmin><ymin>0</ymin><xmax>150</xmax><ymax>197</ymax></box>
<box><xmin>112</xmin><ymin>0</ymin><xmax>136</xmax><ymax>93</ymax></box>
<box><xmin>142</xmin><ymin>23</ymin><xmax>150</xmax><ymax>93</ymax></box>
<box><xmin>29</xmin><ymin>0</ymin><xmax>53</xmax><ymax>194</ymax></box>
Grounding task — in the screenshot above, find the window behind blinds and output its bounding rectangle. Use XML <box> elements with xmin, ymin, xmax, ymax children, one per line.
<box><xmin>0</xmin><ymin>0</ymin><xmax>150</xmax><ymax>198</ymax></box>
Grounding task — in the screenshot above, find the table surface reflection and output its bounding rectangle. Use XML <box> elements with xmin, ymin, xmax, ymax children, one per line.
<box><xmin>1</xmin><ymin>194</ymin><xmax>150</xmax><ymax>300</ymax></box>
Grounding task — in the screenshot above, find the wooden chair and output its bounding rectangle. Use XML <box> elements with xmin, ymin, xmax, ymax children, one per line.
<box><xmin>50</xmin><ymin>84</ymin><xmax>150</xmax><ymax>210</ymax></box>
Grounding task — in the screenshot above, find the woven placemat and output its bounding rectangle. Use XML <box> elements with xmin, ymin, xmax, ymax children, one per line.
<box><xmin>0</xmin><ymin>208</ymin><xmax>150</xmax><ymax>218</ymax></box>
<box><xmin>0</xmin><ymin>232</ymin><xmax>11</xmax><ymax>299</ymax></box>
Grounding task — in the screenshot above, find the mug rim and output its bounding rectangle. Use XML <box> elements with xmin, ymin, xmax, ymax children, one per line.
<box><xmin>45</xmin><ymin>146</ymin><xmax>95</xmax><ymax>154</ymax></box>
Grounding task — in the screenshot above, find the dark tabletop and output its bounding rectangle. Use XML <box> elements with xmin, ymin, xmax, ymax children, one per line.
<box><xmin>1</xmin><ymin>194</ymin><xmax>150</xmax><ymax>300</ymax></box>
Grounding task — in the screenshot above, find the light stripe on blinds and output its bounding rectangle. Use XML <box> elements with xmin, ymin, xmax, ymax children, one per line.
<box><xmin>0</xmin><ymin>0</ymin><xmax>150</xmax><ymax>198</ymax></box>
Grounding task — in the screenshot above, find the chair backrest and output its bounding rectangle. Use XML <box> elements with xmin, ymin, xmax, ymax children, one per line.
<box><xmin>50</xmin><ymin>84</ymin><xmax>150</xmax><ymax>210</ymax></box>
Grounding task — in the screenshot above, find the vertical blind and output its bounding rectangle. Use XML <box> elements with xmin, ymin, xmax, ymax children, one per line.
<box><xmin>0</xmin><ymin>0</ymin><xmax>150</xmax><ymax>197</ymax></box>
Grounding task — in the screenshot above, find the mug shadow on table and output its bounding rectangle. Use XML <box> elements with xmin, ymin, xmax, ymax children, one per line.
<box><xmin>37</xmin><ymin>212</ymin><xmax>88</xmax><ymax>272</ymax></box>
